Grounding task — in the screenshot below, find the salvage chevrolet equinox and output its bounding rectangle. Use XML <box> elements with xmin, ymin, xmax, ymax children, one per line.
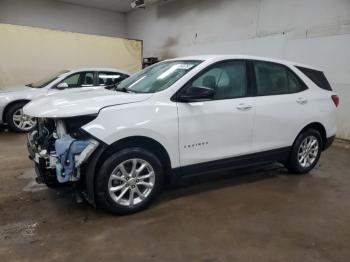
<box><xmin>24</xmin><ymin>55</ymin><xmax>339</xmax><ymax>214</ymax></box>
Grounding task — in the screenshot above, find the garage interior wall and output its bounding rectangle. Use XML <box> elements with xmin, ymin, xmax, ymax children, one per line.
<box><xmin>0</xmin><ymin>23</ymin><xmax>142</xmax><ymax>86</ymax></box>
<box><xmin>0</xmin><ymin>0</ymin><xmax>125</xmax><ymax>37</ymax></box>
<box><xmin>125</xmin><ymin>0</ymin><xmax>350</xmax><ymax>140</ymax></box>
<box><xmin>0</xmin><ymin>0</ymin><xmax>142</xmax><ymax>86</ymax></box>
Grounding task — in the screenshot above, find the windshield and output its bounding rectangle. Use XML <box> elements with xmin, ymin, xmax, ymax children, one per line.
<box><xmin>27</xmin><ymin>70</ymin><xmax>70</xmax><ymax>88</ymax></box>
<box><xmin>117</xmin><ymin>60</ymin><xmax>202</xmax><ymax>93</ymax></box>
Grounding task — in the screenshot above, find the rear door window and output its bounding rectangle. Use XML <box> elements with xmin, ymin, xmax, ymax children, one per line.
<box><xmin>253</xmin><ymin>61</ymin><xmax>306</xmax><ymax>96</ymax></box>
<box><xmin>98</xmin><ymin>72</ymin><xmax>127</xmax><ymax>87</ymax></box>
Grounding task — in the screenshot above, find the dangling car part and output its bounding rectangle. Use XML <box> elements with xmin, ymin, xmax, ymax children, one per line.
<box><xmin>27</xmin><ymin>117</ymin><xmax>99</xmax><ymax>188</ymax></box>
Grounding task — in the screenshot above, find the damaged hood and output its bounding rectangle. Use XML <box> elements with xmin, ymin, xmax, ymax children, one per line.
<box><xmin>23</xmin><ymin>89</ymin><xmax>153</xmax><ymax>118</ymax></box>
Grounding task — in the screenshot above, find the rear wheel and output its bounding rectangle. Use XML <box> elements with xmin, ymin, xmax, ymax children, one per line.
<box><xmin>96</xmin><ymin>147</ymin><xmax>164</xmax><ymax>215</ymax></box>
<box><xmin>286</xmin><ymin>129</ymin><xmax>322</xmax><ymax>174</ymax></box>
<box><xmin>5</xmin><ymin>102</ymin><xmax>36</xmax><ymax>133</ymax></box>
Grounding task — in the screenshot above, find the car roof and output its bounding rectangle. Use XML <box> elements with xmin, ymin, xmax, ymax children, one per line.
<box><xmin>67</xmin><ymin>67</ymin><xmax>131</xmax><ymax>75</ymax></box>
<box><xmin>166</xmin><ymin>55</ymin><xmax>320</xmax><ymax>71</ymax></box>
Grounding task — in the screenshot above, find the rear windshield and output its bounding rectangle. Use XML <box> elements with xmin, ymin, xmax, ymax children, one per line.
<box><xmin>296</xmin><ymin>66</ymin><xmax>332</xmax><ymax>91</ymax></box>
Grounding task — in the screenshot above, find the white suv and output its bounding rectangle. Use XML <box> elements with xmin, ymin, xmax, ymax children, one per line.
<box><xmin>24</xmin><ymin>55</ymin><xmax>339</xmax><ymax>214</ymax></box>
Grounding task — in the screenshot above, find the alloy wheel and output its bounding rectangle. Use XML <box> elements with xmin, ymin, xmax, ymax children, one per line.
<box><xmin>108</xmin><ymin>158</ymin><xmax>155</xmax><ymax>207</ymax></box>
<box><xmin>12</xmin><ymin>108</ymin><xmax>36</xmax><ymax>131</ymax></box>
<box><xmin>297</xmin><ymin>135</ymin><xmax>319</xmax><ymax>168</ymax></box>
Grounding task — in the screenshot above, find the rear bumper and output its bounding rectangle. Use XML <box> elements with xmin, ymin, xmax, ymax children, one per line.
<box><xmin>324</xmin><ymin>136</ymin><xmax>335</xmax><ymax>151</ymax></box>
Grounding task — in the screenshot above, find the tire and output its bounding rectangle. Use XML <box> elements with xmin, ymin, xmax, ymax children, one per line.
<box><xmin>96</xmin><ymin>147</ymin><xmax>164</xmax><ymax>215</ymax></box>
<box><xmin>5</xmin><ymin>102</ymin><xmax>36</xmax><ymax>133</ymax></box>
<box><xmin>286</xmin><ymin>129</ymin><xmax>322</xmax><ymax>174</ymax></box>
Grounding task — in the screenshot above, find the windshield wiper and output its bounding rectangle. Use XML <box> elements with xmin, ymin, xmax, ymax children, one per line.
<box><xmin>115</xmin><ymin>85</ymin><xmax>140</xmax><ymax>93</ymax></box>
<box><xmin>115</xmin><ymin>84</ymin><xmax>145</xmax><ymax>94</ymax></box>
<box><xmin>115</xmin><ymin>87</ymin><xmax>131</xmax><ymax>93</ymax></box>
<box><xmin>26</xmin><ymin>83</ymin><xmax>33</xmax><ymax>87</ymax></box>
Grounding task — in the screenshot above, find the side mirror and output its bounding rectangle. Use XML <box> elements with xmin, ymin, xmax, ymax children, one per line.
<box><xmin>56</xmin><ymin>82</ymin><xmax>68</xmax><ymax>90</ymax></box>
<box><xmin>178</xmin><ymin>86</ymin><xmax>214</xmax><ymax>102</ymax></box>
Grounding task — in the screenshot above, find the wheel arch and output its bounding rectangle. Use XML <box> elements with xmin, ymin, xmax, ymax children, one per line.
<box><xmin>2</xmin><ymin>99</ymin><xmax>30</xmax><ymax>123</ymax></box>
<box><xmin>98</xmin><ymin>136</ymin><xmax>172</xmax><ymax>173</ymax></box>
<box><xmin>296</xmin><ymin>122</ymin><xmax>327</xmax><ymax>150</ymax></box>
<box><xmin>84</xmin><ymin>136</ymin><xmax>172</xmax><ymax>206</ymax></box>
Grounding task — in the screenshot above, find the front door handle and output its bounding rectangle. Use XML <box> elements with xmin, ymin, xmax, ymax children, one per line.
<box><xmin>236</xmin><ymin>104</ymin><xmax>253</xmax><ymax>111</ymax></box>
<box><xmin>296</xmin><ymin>97</ymin><xmax>308</xmax><ymax>105</ymax></box>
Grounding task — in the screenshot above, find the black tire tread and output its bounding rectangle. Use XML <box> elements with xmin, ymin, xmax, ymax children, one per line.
<box><xmin>95</xmin><ymin>147</ymin><xmax>164</xmax><ymax>215</ymax></box>
<box><xmin>286</xmin><ymin>128</ymin><xmax>322</xmax><ymax>175</ymax></box>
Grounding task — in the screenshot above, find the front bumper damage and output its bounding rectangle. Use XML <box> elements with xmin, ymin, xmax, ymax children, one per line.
<box><xmin>27</xmin><ymin>118</ymin><xmax>100</xmax><ymax>196</ymax></box>
<box><xmin>55</xmin><ymin>135</ymin><xmax>99</xmax><ymax>183</ymax></box>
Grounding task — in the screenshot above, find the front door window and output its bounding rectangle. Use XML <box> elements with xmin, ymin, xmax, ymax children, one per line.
<box><xmin>58</xmin><ymin>72</ymin><xmax>94</xmax><ymax>88</ymax></box>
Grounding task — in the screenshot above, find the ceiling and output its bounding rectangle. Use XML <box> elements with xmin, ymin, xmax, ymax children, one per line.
<box><xmin>57</xmin><ymin>0</ymin><xmax>133</xmax><ymax>13</ymax></box>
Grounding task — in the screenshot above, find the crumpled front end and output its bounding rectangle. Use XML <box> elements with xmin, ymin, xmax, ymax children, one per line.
<box><xmin>27</xmin><ymin>116</ymin><xmax>100</xmax><ymax>189</ymax></box>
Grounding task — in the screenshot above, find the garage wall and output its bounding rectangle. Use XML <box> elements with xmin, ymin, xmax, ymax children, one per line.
<box><xmin>126</xmin><ymin>0</ymin><xmax>350</xmax><ymax>140</ymax></box>
<box><xmin>0</xmin><ymin>23</ymin><xmax>142</xmax><ymax>86</ymax></box>
<box><xmin>0</xmin><ymin>0</ymin><xmax>125</xmax><ymax>37</ymax></box>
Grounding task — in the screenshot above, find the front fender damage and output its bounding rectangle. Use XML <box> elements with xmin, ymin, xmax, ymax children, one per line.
<box><xmin>28</xmin><ymin>118</ymin><xmax>101</xmax><ymax>203</ymax></box>
<box><xmin>55</xmin><ymin>135</ymin><xmax>99</xmax><ymax>183</ymax></box>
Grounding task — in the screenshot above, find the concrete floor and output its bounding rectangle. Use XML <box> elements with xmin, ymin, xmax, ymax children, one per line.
<box><xmin>0</xmin><ymin>132</ymin><xmax>350</xmax><ymax>262</ymax></box>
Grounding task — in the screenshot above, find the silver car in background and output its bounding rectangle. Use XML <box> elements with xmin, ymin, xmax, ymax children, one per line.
<box><xmin>0</xmin><ymin>68</ymin><xmax>130</xmax><ymax>132</ymax></box>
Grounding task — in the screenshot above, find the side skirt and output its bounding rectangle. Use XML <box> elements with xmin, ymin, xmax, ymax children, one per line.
<box><xmin>171</xmin><ymin>147</ymin><xmax>291</xmax><ymax>180</ymax></box>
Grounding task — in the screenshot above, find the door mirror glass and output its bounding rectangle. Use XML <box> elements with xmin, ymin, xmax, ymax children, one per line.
<box><xmin>178</xmin><ymin>86</ymin><xmax>214</xmax><ymax>102</ymax></box>
<box><xmin>56</xmin><ymin>82</ymin><xmax>68</xmax><ymax>90</ymax></box>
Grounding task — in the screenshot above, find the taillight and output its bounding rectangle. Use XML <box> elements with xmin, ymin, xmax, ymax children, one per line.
<box><xmin>331</xmin><ymin>95</ymin><xmax>339</xmax><ymax>107</ymax></box>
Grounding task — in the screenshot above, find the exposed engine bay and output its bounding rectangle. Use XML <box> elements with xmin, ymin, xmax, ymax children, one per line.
<box><xmin>27</xmin><ymin>116</ymin><xmax>99</xmax><ymax>187</ymax></box>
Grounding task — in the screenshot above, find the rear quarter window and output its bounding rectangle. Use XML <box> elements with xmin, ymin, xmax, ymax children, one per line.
<box><xmin>297</xmin><ymin>66</ymin><xmax>332</xmax><ymax>91</ymax></box>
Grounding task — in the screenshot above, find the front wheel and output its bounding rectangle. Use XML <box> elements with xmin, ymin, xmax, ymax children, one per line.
<box><xmin>286</xmin><ymin>129</ymin><xmax>322</xmax><ymax>174</ymax></box>
<box><xmin>96</xmin><ymin>147</ymin><xmax>164</xmax><ymax>215</ymax></box>
<box><xmin>5</xmin><ymin>102</ymin><xmax>36</xmax><ymax>133</ymax></box>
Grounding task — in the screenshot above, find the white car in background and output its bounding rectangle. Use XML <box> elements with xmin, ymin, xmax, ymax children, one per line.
<box><xmin>24</xmin><ymin>55</ymin><xmax>338</xmax><ymax>215</ymax></box>
<box><xmin>0</xmin><ymin>68</ymin><xmax>130</xmax><ymax>132</ymax></box>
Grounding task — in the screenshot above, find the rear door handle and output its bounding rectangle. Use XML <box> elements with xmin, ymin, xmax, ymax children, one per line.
<box><xmin>236</xmin><ymin>104</ymin><xmax>253</xmax><ymax>111</ymax></box>
<box><xmin>296</xmin><ymin>97</ymin><xmax>308</xmax><ymax>105</ymax></box>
